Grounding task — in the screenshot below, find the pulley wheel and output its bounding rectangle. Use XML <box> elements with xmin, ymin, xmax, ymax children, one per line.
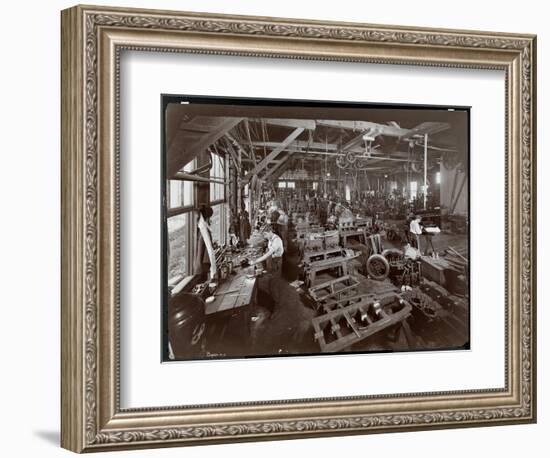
<box><xmin>366</xmin><ymin>254</ymin><xmax>390</xmax><ymax>281</ymax></box>
<box><xmin>346</xmin><ymin>151</ymin><xmax>357</xmax><ymax>163</ymax></box>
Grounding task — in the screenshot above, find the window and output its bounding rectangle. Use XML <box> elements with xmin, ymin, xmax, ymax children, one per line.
<box><xmin>410</xmin><ymin>181</ymin><xmax>418</xmax><ymax>201</ymax></box>
<box><xmin>169</xmin><ymin>180</ymin><xmax>183</xmax><ymax>208</ymax></box>
<box><xmin>436</xmin><ymin>171</ymin><xmax>441</xmax><ymax>184</ymax></box>
<box><xmin>345</xmin><ymin>184</ymin><xmax>351</xmax><ymax>202</ymax></box>
<box><xmin>208</xmin><ymin>153</ymin><xmax>227</xmax><ymax>247</ymax></box>
<box><xmin>278</xmin><ymin>180</ymin><xmax>295</xmax><ymax>189</ymax></box>
<box><xmin>167</xmin><ymin>213</ymin><xmax>191</xmax><ymax>282</ymax></box>
<box><xmin>166</xmin><ymin>161</ymin><xmax>196</xmax><ymax>285</ymax></box>
<box><xmin>168</xmin><ymin>161</ymin><xmax>194</xmax><ymax>210</ymax></box>
<box><xmin>210</xmin><ymin>153</ymin><xmax>225</xmax><ymax>202</ymax></box>
<box><xmin>210</xmin><ymin>203</ymin><xmax>227</xmax><ymax>246</ymax></box>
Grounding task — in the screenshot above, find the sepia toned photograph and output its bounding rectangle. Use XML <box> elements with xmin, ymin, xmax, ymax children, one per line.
<box><xmin>162</xmin><ymin>96</ymin><xmax>470</xmax><ymax>361</ymax></box>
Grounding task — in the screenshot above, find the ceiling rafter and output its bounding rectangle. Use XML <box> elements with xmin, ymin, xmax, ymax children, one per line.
<box><xmin>245</xmin><ymin>127</ymin><xmax>305</xmax><ymax>183</ymax></box>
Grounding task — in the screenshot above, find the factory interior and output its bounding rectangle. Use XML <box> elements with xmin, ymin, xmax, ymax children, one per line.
<box><xmin>164</xmin><ymin>100</ymin><xmax>470</xmax><ymax>361</ymax></box>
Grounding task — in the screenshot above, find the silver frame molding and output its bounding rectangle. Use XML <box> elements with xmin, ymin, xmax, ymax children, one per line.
<box><xmin>61</xmin><ymin>4</ymin><xmax>537</xmax><ymax>453</ymax></box>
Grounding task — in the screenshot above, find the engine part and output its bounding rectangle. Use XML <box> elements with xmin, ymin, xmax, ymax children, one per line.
<box><xmin>366</xmin><ymin>254</ymin><xmax>390</xmax><ymax>281</ymax></box>
<box><xmin>311</xmin><ymin>292</ymin><xmax>412</xmax><ymax>353</ymax></box>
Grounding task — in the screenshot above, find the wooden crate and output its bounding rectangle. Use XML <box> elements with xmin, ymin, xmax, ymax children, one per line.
<box><xmin>304</xmin><ymin>252</ymin><xmax>359</xmax><ymax>287</ymax></box>
<box><xmin>311</xmin><ymin>292</ymin><xmax>412</xmax><ymax>353</ymax></box>
<box><xmin>308</xmin><ymin>275</ymin><xmax>360</xmax><ymax>305</ymax></box>
<box><xmin>303</xmin><ymin>246</ymin><xmax>345</xmax><ymax>264</ymax></box>
<box><xmin>419</xmin><ymin>256</ymin><xmax>447</xmax><ymax>286</ymax></box>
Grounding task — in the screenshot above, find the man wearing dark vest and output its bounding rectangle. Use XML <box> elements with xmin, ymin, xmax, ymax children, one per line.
<box><xmin>251</xmin><ymin>225</ymin><xmax>284</xmax><ymax>276</ymax></box>
<box><xmin>251</xmin><ymin>225</ymin><xmax>285</xmax><ymax>319</ymax></box>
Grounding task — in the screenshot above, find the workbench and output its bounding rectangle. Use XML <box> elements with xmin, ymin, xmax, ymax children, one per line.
<box><xmin>302</xmin><ymin>246</ymin><xmax>345</xmax><ymax>264</ymax></box>
<box><xmin>341</xmin><ymin>229</ymin><xmax>368</xmax><ymax>246</ymax></box>
<box><xmin>419</xmin><ymin>255</ymin><xmax>453</xmax><ymax>287</ymax></box>
<box><xmin>338</xmin><ymin>222</ymin><xmax>368</xmax><ymax>246</ymax></box>
<box><xmin>304</xmin><ymin>251</ymin><xmax>360</xmax><ymax>287</ymax></box>
<box><xmin>202</xmin><ymin>267</ymin><xmax>258</xmax><ymax>347</ymax></box>
<box><xmin>205</xmin><ymin>272</ymin><xmax>257</xmax><ymax>316</ymax></box>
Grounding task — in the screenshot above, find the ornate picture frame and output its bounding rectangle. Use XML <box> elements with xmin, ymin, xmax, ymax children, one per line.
<box><xmin>61</xmin><ymin>4</ymin><xmax>536</xmax><ymax>453</ymax></box>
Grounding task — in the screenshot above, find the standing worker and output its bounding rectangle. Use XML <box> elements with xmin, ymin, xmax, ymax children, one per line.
<box><xmin>409</xmin><ymin>215</ymin><xmax>423</xmax><ymax>254</ymax></box>
<box><xmin>404</xmin><ymin>208</ymin><xmax>415</xmax><ymax>244</ymax></box>
<box><xmin>276</xmin><ymin>208</ymin><xmax>289</xmax><ymax>250</ymax></box>
<box><xmin>251</xmin><ymin>225</ymin><xmax>284</xmax><ymax>276</ymax></box>
<box><xmin>194</xmin><ymin>205</ymin><xmax>217</xmax><ymax>281</ymax></box>
<box><xmin>251</xmin><ymin>225</ymin><xmax>285</xmax><ymax>319</ymax></box>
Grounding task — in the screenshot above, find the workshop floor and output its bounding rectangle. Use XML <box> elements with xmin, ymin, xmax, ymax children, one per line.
<box><xmin>201</xmin><ymin>231</ymin><xmax>469</xmax><ymax>359</ymax></box>
<box><xmin>384</xmin><ymin>230</ymin><xmax>469</xmax><ymax>256</ymax></box>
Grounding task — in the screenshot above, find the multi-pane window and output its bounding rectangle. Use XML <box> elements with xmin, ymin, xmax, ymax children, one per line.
<box><xmin>209</xmin><ymin>153</ymin><xmax>227</xmax><ymax>246</ymax></box>
<box><xmin>277</xmin><ymin>180</ymin><xmax>296</xmax><ymax>189</ymax></box>
<box><xmin>166</xmin><ymin>154</ymin><xmax>230</xmax><ymax>282</ymax></box>
<box><xmin>410</xmin><ymin>181</ymin><xmax>418</xmax><ymax>201</ymax></box>
<box><xmin>210</xmin><ymin>203</ymin><xmax>229</xmax><ymax>247</ymax></box>
<box><xmin>345</xmin><ymin>184</ymin><xmax>351</xmax><ymax>202</ymax></box>
<box><xmin>168</xmin><ymin>161</ymin><xmax>194</xmax><ymax>210</ymax></box>
<box><xmin>166</xmin><ymin>161</ymin><xmax>195</xmax><ymax>284</ymax></box>
<box><xmin>167</xmin><ymin>213</ymin><xmax>191</xmax><ymax>282</ymax></box>
<box><xmin>210</xmin><ymin>153</ymin><xmax>225</xmax><ymax>202</ymax></box>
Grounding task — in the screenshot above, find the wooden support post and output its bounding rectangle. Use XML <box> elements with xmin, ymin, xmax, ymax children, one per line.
<box><xmin>424</xmin><ymin>133</ymin><xmax>428</xmax><ymax>210</ymax></box>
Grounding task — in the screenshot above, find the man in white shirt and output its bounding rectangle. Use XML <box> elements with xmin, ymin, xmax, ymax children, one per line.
<box><xmin>251</xmin><ymin>225</ymin><xmax>284</xmax><ymax>276</ymax></box>
<box><xmin>251</xmin><ymin>225</ymin><xmax>285</xmax><ymax>320</ymax></box>
<box><xmin>409</xmin><ymin>215</ymin><xmax>423</xmax><ymax>254</ymax></box>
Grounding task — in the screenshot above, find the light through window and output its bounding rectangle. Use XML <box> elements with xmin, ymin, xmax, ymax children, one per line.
<box><xmin>169</xmin><ymin>161</ymin><xmax>194</xmax><ymax>209</ymax></box>
<box><xmin>210</xmin><ymin>153</ymin><xmax>225</xmax><ymax>202</ymax></box>
<box><xmin>167</xmin><ymin>213</ymin><xmax>190</xmax><ymax>281</ymax></box>
<box><xmin>345</xmin><ymin>184</ymin><xmax>351</xmax><ymax>202</ymax></box>
<box><xmin>410</xmin><ymin>181</ymin><xmax>418</xmax><ymax>200</ymax></box>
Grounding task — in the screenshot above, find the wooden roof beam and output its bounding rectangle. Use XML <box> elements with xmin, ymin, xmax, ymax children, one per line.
<box><xmin>167</xmin><ymin>117</ymin><xmax>243</xmax><ymax>178</ymax></box>
<box><xmin>250</xmin><ymin>118</ymin><xmax>316</xmax><ymax>130</ymax></box>
<box><xmin>265</xmin><ymin>156</ymin><xmax>294</xmax><ymax>182</ymax></box>
<box><xmin>316</xmin><ymin>119</ymin><xmax>409</xmax><ymax>137</ymax></box>
<box><xmin>401</xmin><ymin>122</ymin><xmax>450</xmax><ymax>140</ymax></box>
<box><xmin>245</xmin><ymin>127</ymin><xmax>305</xmax><ymax>182</ymax></box>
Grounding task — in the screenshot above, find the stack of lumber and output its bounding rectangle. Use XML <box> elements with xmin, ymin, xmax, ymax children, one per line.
<box><xmin>444</xmin><ymin>246</ymin><xmax>468</xmax><ymax>272</ymax></box>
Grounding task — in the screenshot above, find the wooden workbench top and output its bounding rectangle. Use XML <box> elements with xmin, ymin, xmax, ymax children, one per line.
<box><xmin>205</xmin><ymin>270</ymin><xmax>257</xmax><ymax>316</ymax></box>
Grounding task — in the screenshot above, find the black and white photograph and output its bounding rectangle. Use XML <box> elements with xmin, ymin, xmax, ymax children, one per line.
<box><xmin>1</xmin><ymin>0</ymin><xmax>542</xmax><ymax>455</ymax></box>
<box><xmin>163</xmin><ymin>96</ymin><xmax>470</xmax><ymax>361</ymax></box>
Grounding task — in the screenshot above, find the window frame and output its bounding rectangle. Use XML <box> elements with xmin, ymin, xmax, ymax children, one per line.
<box><xmin>167</xmin><ymin>160</ymin><xmax>195</xmax><ymax>217</ymax></box>
<box><xmin>166</xmin><ymin>160</ymin><xmax>197</xmax><ymax>283</ymax></box>
<box><xmin>410</xmin><ymin>180</ymin><xmax>418</xmax><ymax>201</ymax></box>
<box><xmin>209</xmin><ymin>152</ymin><xmax>226</xmax><ymax>205</ymax></box>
